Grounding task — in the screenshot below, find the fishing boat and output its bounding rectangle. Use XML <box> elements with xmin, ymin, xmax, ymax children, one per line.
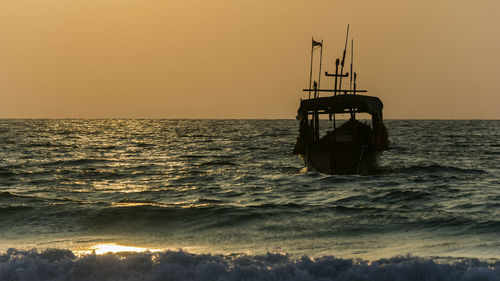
<box><xmin>293</xmin><ymin>26</ymin><xmax>389</xmax><ymax>174</ymax></box>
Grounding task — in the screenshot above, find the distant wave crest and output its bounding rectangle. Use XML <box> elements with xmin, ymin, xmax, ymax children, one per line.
<box><xmin>1</xmin><ymin>249</ymin><xmax>499</xmax><ymax>281</ymax></box>
<box><xmin>392</xmin><ymin>164</ymin><xmax>487</xmax><ymax>175</ymax></box>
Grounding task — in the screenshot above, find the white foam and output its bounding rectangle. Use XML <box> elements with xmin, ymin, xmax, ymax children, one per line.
<box><xmin>0</xmin><ymin>248</ymin><xmax>498</xmax><ymax>281</ymax></box>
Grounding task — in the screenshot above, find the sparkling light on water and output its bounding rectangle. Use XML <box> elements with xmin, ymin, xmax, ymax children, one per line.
<box><xmin>89</xmin><ymin>243</ymin><xmax>159</xmax><ymax>255</ymax></box>
<box><xmin>0</xmin><ymin>119</ymin><xmax>499</xmax><ymax>262</ymax></box>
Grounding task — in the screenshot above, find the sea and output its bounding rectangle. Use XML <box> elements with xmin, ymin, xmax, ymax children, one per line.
<box><xmin>0</xmin><ymin>119</ymin><xmax>499</xmax><ymax>280</ymax></box>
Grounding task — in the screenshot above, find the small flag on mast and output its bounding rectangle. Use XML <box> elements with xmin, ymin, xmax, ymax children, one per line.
<box><xmin>312</xmin><ymin>39</ymin><xmax>322</xmax><ymax>48</ymax></box>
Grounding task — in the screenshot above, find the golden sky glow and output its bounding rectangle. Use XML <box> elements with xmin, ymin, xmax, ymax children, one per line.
<box><xmin>1</xmin><ymin>0</ymin><xmax>499</xmax><ymax>118</ymax></box>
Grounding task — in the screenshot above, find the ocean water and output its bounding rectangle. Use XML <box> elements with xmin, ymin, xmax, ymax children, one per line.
<box><xmin>0</xmin><ymin>119</ymin><xmax>499</xmax><ymax>280</ymax></box>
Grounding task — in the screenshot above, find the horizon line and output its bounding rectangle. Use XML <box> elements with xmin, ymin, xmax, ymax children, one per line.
<box><xmin>0</xmin><ymin>118</ymin><xmax>499</xmax><ymax>121</ymax></box>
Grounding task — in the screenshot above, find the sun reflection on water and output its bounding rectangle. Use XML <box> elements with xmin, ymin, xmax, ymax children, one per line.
<box><xmin>90</xmin><ymin>243</ymin><xmax>160</xmax><ymax>255</ymax></box>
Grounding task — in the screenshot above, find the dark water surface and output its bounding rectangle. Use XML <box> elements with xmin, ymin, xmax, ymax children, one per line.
<box><xmin>0</xmin><ymin>119</ymin><xmax>499</xmax><ymax>280</ymax></box>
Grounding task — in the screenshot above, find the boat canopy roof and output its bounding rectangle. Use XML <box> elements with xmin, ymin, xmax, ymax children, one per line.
<box><xmin>298</xmin><ymin>94</ymin><xmax>383</xmax><ymax>116</ymax></box>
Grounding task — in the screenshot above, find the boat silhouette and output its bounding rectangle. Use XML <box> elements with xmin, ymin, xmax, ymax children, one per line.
<box><xmin>293</xmin><ymin>26</ymin><xmax>389</xmax><ymax>174</ymax></box>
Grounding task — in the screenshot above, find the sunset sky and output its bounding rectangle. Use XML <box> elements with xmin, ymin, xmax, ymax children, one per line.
<box><xmin>1</xmin><ymin>0</ymin><xmax>499</xmax><ymax>119</ymax></box>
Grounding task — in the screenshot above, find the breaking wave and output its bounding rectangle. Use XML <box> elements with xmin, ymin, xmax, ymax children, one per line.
<box><xmin>0</xmin><ymin>249</ymin><xmax>498</xmax><ymax>281</ymax></box>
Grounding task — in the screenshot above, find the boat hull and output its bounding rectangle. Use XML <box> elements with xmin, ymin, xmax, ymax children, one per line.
<box><xmin>299</xmin><ymin>143</ymin><xmax>380</xmax><ymax>175</ymax></box>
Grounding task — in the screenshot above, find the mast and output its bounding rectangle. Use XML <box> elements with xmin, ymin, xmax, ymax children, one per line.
<box><xmin>308</xmin><ymin>37</ymin><xmax>314</xmax><ymax>99</ymax></box>
<box><xmin>309</xmin><ymin>38</ymin><xmax>323</xmax><ymax>99</ymax></box>
<box><xmin>317</xmin><ymin>40</ymin><xmax>324</xmax><ymax>93</ymax></box>
<box><xmin>324</xmin><ymin>26</ymin><xmax>349</xmax><ymax>95</ymax></box>
<box><xmin>350</xmin><ymin>39</ymin><xmax>353</xmax><ymax>92</ymax></box>
<box><xmin>338</xmin><ymin>24</ymin><xmax>349</xmax><ymax>94</ymax></box>
<box><xmin>334</xmin><ymin>59</ymin><xmax>339</xmax><ymax>96</ymax></box>
<box><xmin>350</xmin><ymin>39</ymin><xmax>355</xmax><ymax>119</ymax></box>
<box><xmin>353</xmin><ymin>72</ymin><xmax>357</xmax><ymax>96</ymax></box>
<box><xmin>313</xmin><ymin>81</ymin><xmax>319</xmax><ymax>141</ymax></box>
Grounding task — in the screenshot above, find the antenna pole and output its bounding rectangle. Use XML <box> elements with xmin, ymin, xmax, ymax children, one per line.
<box><xmin>334</xmin><ymin>59</ymin><xmax>339</xmax><ymax>96</ymax></box>
<box><xmin>313</xmin><ymin>81</ymin><xmax>319</xmax><ymax>141</ymax></box>
<box><xmin>308</xmin><ymin>37</ymin><xmax>314</xmax><ymax>99</ymax></box>
<box><xmin>338</xmin><ymin>24</ymin><xmax>349</xmax><ymax>94</ymax></box>
<box><xmin>352</xmin><ymin>72</ymin><xmax>357</xmax><ymax>119</ymax></box>
<box><xmin>333</xmin><ymin>109</ymin><xmax>336</xmax><ymax>141</ymax></box>
<box><xmin>350</xmin><ymin>39</ymin><xmax>353</xmax><ymax>93</ymax></box>
<box><xmin>317</xmin><ymin>40</ymin><xmax>324</xmax><ymax>93</ymax></box>
<box><xmin>350</xmin><ymin>39</ymin><xmax>355</xmax><ymax>119</ymax></box>
<box><xmin>353</xmin><ymin>72</ymin><xmax>357</xmax><ymax>96</ymax></box>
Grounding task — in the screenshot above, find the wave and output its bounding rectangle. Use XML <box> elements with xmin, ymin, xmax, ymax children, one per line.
<box><xmin>372</xmin><ymin>189</ymin><xmax>432</xmax><ymax>203</ymax></box>
<box><xmin>0</xmin><ymin>205</ymin><xmax>33</xmax><ymax>211</ymax></box>
<box><xmin>78</xmin><ymin>205</ymin><xmax>270</xmax><ymax>231</ymax></box>
<box><xmin>392</xmin><ymin>164</ymin><xmax>487</xmax><ymax>175</ymax></box>
<box><xmin>64</xmin><ymin>201</ymin><xmax>499</xmax><ymax>236</ymax></box>
<box><xmin>24</xmin><ymin>141</ymin><xmax>78</xmax><ymax>149</ymax></box>
<box><xmin>0</xmin><ymin>168</ymin><xmax>16</xmax><ymax>178</ymax></box>
<box><xmin>0</xmin><ymin>249</ymin><xmax>498</xmax><ymax>281</ymax></box>
<box><xmin>198</xmin><ymin>160</ymin><xmax>237</xmax><ymax>166</ymax></box>
<box><xmin>39</xmin><ymin>158</ymin><xmax>111</xmax><ymax>167</ymax></box>
<box><xmin>0</xmin><ymin>191</ymin><xmax>18</xmax><ymax>199</ymax></box>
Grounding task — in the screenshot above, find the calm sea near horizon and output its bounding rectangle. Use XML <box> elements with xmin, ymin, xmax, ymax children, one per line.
<box><xmin>0</xmin><ymin>119</ymin><xmax>499</xmax><ymax>280</ymax></box>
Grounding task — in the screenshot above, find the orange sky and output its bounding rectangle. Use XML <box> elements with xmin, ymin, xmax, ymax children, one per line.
<box><xmin>1</xmin><ymin>0</ymin><xmax>499</xmax><ymax>119</ymax></box>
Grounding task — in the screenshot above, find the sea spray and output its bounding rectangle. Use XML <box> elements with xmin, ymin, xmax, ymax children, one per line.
<box><xmin>1</xmin><ymin>249</ymin><xmax>499</xmax><ymax>281</ymax></box>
